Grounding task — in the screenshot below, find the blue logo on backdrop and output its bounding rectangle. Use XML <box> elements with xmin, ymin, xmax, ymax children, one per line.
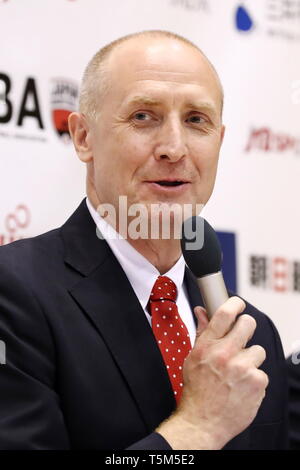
<box><xmin>216</xmin><ymin>231</ymin><xmax>237</xmax><ymax>294</ymax></box>
<box><xmin>235</xmin><ymin>5</ymin><xmax>254</xmax><ymax>32</ymax></box>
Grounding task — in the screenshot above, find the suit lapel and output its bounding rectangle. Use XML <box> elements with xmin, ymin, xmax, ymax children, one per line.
<box><xmin>184</xmin><ymin>267</ymin><xmax>204</xmax><ymax>326</ymax></box>
<box><xmin>61</xmin><ymin>199</ymin><xmax>176</xmax><ymax>432</ymax></box>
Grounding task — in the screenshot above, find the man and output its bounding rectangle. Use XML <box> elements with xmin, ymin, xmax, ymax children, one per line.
<box><xmin>0</xmin><ymin>30</ymin><xmax>287</xmax><ymax>449</ymax></box>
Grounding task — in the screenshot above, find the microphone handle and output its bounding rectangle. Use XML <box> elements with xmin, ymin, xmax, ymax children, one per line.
<box><xmin>196</xmin><ymin>271</ymin><xmax>229</xmax><ymax>320</ymax></box>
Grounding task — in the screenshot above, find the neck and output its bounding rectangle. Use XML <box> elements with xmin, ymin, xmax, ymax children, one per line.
<box><xmin>87</xmin><ymin>189</ymin><xmax>182</xmax><ymax>274</ymax></box>
<box><xmin>125</xmin><ymin>237</ymin><xmax>182</xmax><ymax>274</ymax></box>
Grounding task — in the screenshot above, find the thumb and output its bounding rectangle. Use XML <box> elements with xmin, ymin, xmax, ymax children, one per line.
<box><xmin>194</xmin><ymin>306</ymin><xmax>209</xmax><ymax>338</ymax></box>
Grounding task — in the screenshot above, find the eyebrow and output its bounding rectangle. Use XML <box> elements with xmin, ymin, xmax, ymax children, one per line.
<box><xmin>185</xmin><ymin>101</ymin><xmax>218</xmax><ymax>117</ymax></box>
<box><xmin>125</xmin><ymin>95</ymin><xmax>218</xmax><ymax>116</ymax></box>
<box><xmin>125</xmin><ymin>95</ymin><xmax>162</xmax><ymax>107</ymax></box>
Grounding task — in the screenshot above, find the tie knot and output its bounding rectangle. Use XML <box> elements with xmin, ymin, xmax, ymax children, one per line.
<box><xmin>150</xmin><ymin>276</ymin><xmax>178</xmax><ymax>302</ymax></box>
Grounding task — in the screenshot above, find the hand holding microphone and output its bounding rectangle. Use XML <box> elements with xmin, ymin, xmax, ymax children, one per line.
<box><xmin>156</xmin><ymin>217</ymin><xmax>269</xmax><ymax>450</ymax></box>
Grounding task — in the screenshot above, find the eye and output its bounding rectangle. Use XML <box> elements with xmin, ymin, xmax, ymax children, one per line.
<box><xmin>187</xmin><ymin>114</ymin><xmax>206</xmax><ymax>124</ymax></box>
<box><xmin>133</xmin><ymin>112</ymin><xmax>151</xmax><ymax>121</ymax></box>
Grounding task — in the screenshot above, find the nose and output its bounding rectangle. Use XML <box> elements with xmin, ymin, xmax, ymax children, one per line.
<box><xmin>153</xmin><ymin>116</ymin><xmax>188</xmax><ymax>163</ymax></box>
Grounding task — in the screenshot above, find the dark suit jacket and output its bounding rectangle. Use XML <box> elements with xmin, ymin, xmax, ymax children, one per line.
<box><xmin>286</xmin><ymin>354</ymin><xmax>300</xmax><ymax>449</ymax></box>
<box><xmin>0</xmin><ymin>198</ymin><xmax>288</xmax><ymax>449</ymax></box>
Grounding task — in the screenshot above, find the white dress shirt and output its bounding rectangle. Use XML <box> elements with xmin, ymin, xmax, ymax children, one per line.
<box><xmin>86</xmin><ymin>197</ymin><xmax>196</xmax><ymax>346</ymax></box>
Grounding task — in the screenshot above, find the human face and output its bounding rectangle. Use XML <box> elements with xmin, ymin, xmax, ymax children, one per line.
<box><xmin>88</xmin><ymin>38</ymin><xmax>225</xmax><ymax>218</ymax></box>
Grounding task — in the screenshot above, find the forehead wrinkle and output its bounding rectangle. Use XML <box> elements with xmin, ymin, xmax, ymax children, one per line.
<box><xmin>132</xmin><ymin>71</ymin><xmax>223</xmax><ymax>102</ymax></box>
<box><xmin>128</xmin><ymin>75</ymin><xmax>222</xmax><ymax>104</ymax></box>
<box><xmin>133</xmin><ymin>75</ymin><xmax>210</xmax><ymax>86</ymax></box>
<box><xmin>134</xmin><ymin>69</ymin><xmax>199</xmax><ymax>76</ymax></box>
<box><xmin>123</xmin><ymin>86</ymin><xmax>219</xmax><ymax>109</ymax></box>
<box><xmin>132</xmin><ymin>64</ymin><xmax>221</xmax><ymax>84</ymax></box>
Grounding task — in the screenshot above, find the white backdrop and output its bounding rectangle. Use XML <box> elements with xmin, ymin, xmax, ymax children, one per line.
<box><xmin>0</xmin><ymin>0</ymin><xmax>299</xmax><ymax>355</ymax></box>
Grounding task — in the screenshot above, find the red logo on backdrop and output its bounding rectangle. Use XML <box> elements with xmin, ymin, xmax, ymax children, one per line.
<box><xmin>0</xmin><ymin>204</ymin><xmax>31</xmax><ymax>246</ymax></box>
<box><xmin>272</xmin><ymin>257</ymin><xmax>288</xmax><ymax>292</ymax></box>
<box><xmin>250</xmin><ymin>254</ymin><xmax>300</xmax><ymax>294</ymax></box>
<box><xmin>50</xmin><ymin>78</ymin><xmax>78</xmax><ymax>143</ymax></box>
<box><xmin>245</xmin><ymin>127</ymin><xmax>300</xmax><ymax>155</ymax></box>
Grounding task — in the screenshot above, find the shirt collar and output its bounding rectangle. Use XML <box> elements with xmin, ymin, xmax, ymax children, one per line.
<box><xmin>86</xmin><ymin>197</ymin><xmax>186</xmax><ymax>310</ymax></box>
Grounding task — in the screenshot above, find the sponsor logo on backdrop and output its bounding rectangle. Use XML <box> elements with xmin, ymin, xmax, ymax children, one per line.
<box><xmin>235</xmin><ymin>5</ymin><xmax>254</xmax><ymax>32</ymax></box>
<box><xmin>0</xmin><ymin>72</ymin><xmax>45</xmax><ymax>142</ymax></box>
<box><xmin>245</xmin><ymin>127</ymin><xmax>300</xmax><ymax>156</ymax></box>
<box><xmin>0</xmin><ymin>72</ymin><xmax>78</xmax><ymax>144</ymax></box>
<box><xmin>51</xmin><ymin>78</ymin><xmax>78</xmax><ymax>143</ymax></box>
<box><xmin>0</xmin><ymin>204</ymin><xmax>31</xmax><ymax>246</ymax></box>
<box><xmin>266</xmin><ymin>0</ymin><xmax>300</xmax><ymax>41</ymax></box>
<box><xmin>170</xmin><ymin>0</ymin><xmax>209</xmax><ymax>12</ymax></box>
<box><xmin>217</xmin><ymin>231</ymin><xmax>237</xmax><ymax>293</ymax></box>
<box><xmin>250</xmin><ymin>255</ymin><xmax>300</xmax><ymax>293</ymax></box>
<box><xmin>235</xmin><ymin>0</ymin><xmax>300</xmax><ymax>41</ymax></box>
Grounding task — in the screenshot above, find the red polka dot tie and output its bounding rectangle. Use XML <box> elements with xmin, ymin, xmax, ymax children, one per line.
<box><xmin>148</xmin><ymin>275</ymin><xmax>192</xmax><ymax>404</ymax></box>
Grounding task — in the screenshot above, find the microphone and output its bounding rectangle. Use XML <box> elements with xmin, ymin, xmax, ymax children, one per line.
<box><xmin>181</xmin><ymin>216</ymin><xmax>228</xmax><ymax>319</ymax></box>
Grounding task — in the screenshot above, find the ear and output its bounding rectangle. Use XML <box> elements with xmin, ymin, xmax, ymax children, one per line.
<box><xmin>68</xmin><ymin>112</ymin><xmax>93</xmax><ymax>163</ymax></box>
<box><xmin>220</xmin><ymin>124</ymin><xmax>226</xmax><ymax>145</ymax></box>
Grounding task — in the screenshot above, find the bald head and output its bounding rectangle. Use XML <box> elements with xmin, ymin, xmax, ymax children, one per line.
<box><xmin>79</xmin><ymin>30</ymin><xmax>224</xmax><ymax>121</ymax></box>
<box><xmin>69</xmin><ymin>29</ymin><xmax>225</xmax><ymax>237</ymax></box>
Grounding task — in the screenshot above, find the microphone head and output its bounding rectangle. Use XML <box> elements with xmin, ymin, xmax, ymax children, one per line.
<box><xmin>181</xmin><ymin>216</ymin><xmax>222</xmax><ymax>278</ymax></box>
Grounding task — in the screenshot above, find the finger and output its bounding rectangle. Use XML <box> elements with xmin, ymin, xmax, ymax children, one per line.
<box><xmin>256</xmin><ymin>369</ymin><xmax>269</xmax><ymax>390</ymax></box>
<box><xmin>234</xmin><ymin>345</ymin><xmax>267</xmax><ymax>369</ymax></box>
<box><xmin>244</xmin><ymin>345</ymin><xmax>266</xmax><ymax>368</ymax></box>
<box><xmin>226</xmin><ymin>349</ymin><xmax>268</xmax><ymax>386</ymax></box>
<box><xmin>205</xmin><ymin>296</ymin><xmax>246</xmax><ymax>340</ymax></box>
<box><xmin>225</xmin><ymin>314</ymin><xmax>257</xmax><ymax>350</ymax></box>
<box><xmin>194</xmin><ymin>306</ymin><xmax>209</xmax><ymax>338</ymax></box>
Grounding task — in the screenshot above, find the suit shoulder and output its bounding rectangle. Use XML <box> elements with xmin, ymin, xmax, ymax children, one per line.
<box><xmin>229</xmin><ymin>292</ymin><xmax>276</xmax><ymax>329</ymax></box>
<box><xmin>243</xmin><ymin>298</ymin><xmax>273</xmax><ymax>329</ymax></box>
<box><xmin>0</xmin><ymin>227</ymin><xmax>63</xmax><ymax>282</ymax></box>
<box><xmin>0</xmin><ymin>227</ymin><xmax>61</xmax><ymax>259</ymax></box>
<box><xmin>229</xmin><ymin>291</ymin><xmax>284</xmax><ymax>356</ymax></box>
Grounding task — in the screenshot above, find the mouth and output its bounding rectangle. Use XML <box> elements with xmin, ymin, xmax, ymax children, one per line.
<box><xmin>153</xmin><ymin>180</ymin><xmax>186</xmax><ymax>187</ymax></box>
<box><xmin>148</xmin><ymin>178</ymin><xmax>190</xmax><ymax>186</ymax></box>
<box><xmin>144</xmin><ymin>179</ymin><xmax>190</xmax><ymax>193</ymax></box>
